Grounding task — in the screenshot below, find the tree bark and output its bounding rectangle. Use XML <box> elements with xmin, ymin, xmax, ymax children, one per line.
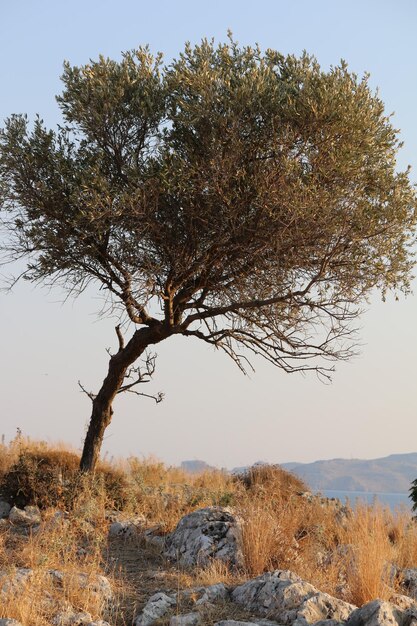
<box><xmin>79</xmin><ymin>324</ymin><xmax>169</xmax><ymax>472</ymax></box>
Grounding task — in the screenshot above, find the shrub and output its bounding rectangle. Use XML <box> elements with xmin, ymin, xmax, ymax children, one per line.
<box><xmin>0</xmin><ymin>447</ymin><xmax>131</xmax><ymax>509</ymax></box>
<box><xmin>236</xmin><ymin>463</ymin><xmax>308</xmax><ymax>500</ymax></box>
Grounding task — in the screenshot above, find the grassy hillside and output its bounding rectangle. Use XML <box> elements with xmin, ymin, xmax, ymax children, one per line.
<box><xmin>1</xmin><ymin>437</ymin><xmax>417</xmax><ymax>625</ymax></box>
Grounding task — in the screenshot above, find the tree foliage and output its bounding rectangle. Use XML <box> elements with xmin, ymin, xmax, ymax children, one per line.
<box><xmin>1</xmin><ymin>38</ymin><xmax>416</xmax><ymax>469</ymax></box>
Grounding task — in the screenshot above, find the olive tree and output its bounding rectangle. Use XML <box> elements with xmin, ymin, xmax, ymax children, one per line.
<box><xmin>1</xmin><ymin>39</ymin><xmax>415</xmax><ymax>471</ymax></box>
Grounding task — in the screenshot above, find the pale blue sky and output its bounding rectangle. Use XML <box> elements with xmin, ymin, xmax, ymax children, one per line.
<box><xmin>1</xmin><ymin>0</ymin><xmax>417</xmax><ymax>468</ymax></box>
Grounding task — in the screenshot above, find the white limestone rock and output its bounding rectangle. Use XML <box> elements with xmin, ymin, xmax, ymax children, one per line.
<box><xmin>195</xmin><ymin>582</ymin><xmax>229</xmax><ymax>605</ymax></box>
<box><xmin>169</xmin><ymin>613</ymin><xmax>200</xmax><ymax>626</ymax></box>
<box><xmin>52</xmin><ymin>611</ymin><xmax>93</xmax><ymax>625</ymax></box>
<box><xmin>0</xmin><ymin>620</ymin><xmax>24</xmax><ymax>626</ymax></box>
<box><xmin>133</xmin><ymin>591</ymin><xmax>177</xmax><ymax>626</ymax></box>
<box><xmin>346</xmin><ymin>600</ymin><xmax>403</xmax><ymax>626</ymax></box>
<box><xmin>293</xmin><ymin>592</ymin><xmax>356</xmax><ymax>626</ymax></box>
<box><xmin>108</xmin><ymin>516</ymin><xmax>145</xmax><ymax>540</ymax></box>
<box><xmin>390</xmin><ymin>594</ymin><xmax>417</xmax><ymax>611</ymax></box>
<box><xmin>164</xmin><ymin>507</ymin><xmax>243</xmax><ymax>567</ymax></box>
<box><xmin>231</xmin><ymin>570</ymin><xmax>307</xmax><ymax>617</ymax></box>
<box><xmin>232</xmin><ymin>570</ymin><xmax>356</xmax><ymax>625</ymax></box>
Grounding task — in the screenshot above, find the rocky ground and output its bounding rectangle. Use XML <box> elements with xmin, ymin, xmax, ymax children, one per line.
<box><xmin>1</xmin><ymin>502</ymin><xmax>417</xmax><ymax>626</ymax></box>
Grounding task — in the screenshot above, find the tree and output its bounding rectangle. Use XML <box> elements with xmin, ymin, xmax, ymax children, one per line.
<box><xmin>1</xmin><ymin>38</ymin><xmax>416</xmax><ymax>472</ymax></box>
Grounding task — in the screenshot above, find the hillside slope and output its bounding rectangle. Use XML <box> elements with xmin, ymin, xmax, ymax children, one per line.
<box><xmin>282</xmin><ymin>452</ymin><xmax>417</xmax><ymax>493</ymax></box>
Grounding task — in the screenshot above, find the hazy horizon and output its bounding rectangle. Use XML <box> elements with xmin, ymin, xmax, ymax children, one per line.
<box><xmin>1</xmin><ymin>0</ymin><xmax>417</xmax><ymax>469</ymax></box>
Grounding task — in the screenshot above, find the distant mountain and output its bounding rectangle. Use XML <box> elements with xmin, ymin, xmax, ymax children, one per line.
<box><xmin>282</xmin><ymin>452</ymin><xmax>417</xmax><ymax>493</ymax></box>
<box><xmin>181</xmin><ymin>460</ymin><xmax>216</xmax><ymax>474</ymax></box>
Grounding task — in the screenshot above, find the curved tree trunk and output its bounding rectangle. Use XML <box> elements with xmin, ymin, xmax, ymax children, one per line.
<box><xmin>79</xmin><ymin>324</ymin><xmax>168</xmax><ymax>472</ymax></box>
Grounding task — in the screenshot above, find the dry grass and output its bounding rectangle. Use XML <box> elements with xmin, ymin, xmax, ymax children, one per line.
<box><xmin>1</xmin><ymin>437</ymin><xmax>417</xmax><ymax>624</ymax></box>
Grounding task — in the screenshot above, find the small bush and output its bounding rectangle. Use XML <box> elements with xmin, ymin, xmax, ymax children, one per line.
<box><xmin>0</xmin><ymin>447</ymin><xmax>132</xmax><ymax>510</ymax></box>
<box><xmin>236</xmin><ymin>463</ymin><xmax>308</xmax><ymax>500</ymax></box>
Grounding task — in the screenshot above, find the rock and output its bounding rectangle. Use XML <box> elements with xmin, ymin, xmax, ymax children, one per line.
<box><xmin>108</xmin><ymin>515</ymin><xmax>145</xmax><ymax>540</ymax></box>
<box><xmin>0</xmin><ymin>501</ymin><xmax>11</xmax><ymax>519</ymax></box>
<box><xmin>9</xmin><ymin>505</ymin><xmax>41</xmax><ymax>527</ymax></box>
<box><xmin>52</xmin><ymin>611</ymin><xmax>93</xmax><ymax>625</ymax></box>
<box><xmin>390</xmin><ymin>594</ymin><xmax>417</xmax><ymax>610</ymax></box>
<box><xmin>401</xmin><ymin>569</ymin><xmax>417</xmax><ymax>599</ymax></box>
<box><xmin>164</xmin><ymin>507</ymin><xmax>243</xmax><ymax>567</ymax></box>
<box><xmin>170</xmin><ymin>613</ymin><xmax>200</xmax><ymax>626</ymax></box>
<box><xmin>232</xmin><ymin>570</ymin><xmax>356</xmax><ymax>624</ymax></box>
<box><xmin>143</xmin><ymin>526</ymin><xmax>166</xmax><ymax>549</ymax></box>
<box><xmin>195</xmin><ymin>582</ymin><xmax>229</xmax><ymax>605</ymax></box>
<box><xmin>0</xmin><ymin>567</ymin><xmax>33</xmax><ymax>594</ymax></box>
<box><xmin>232</xmin><ymin>570</ymin><xmax>307</xmax><ymax>615</ymax></box>
<box><xmin>294</xmin><ymin>592</ymin><xmax>356</xmax><ymax>626</ymax></box>
<box><xmin>347</xmin><ymin>600</ymin><xmax>403</xmax><ymax>626</ymax></box>
<box><xmin>47</xmin><ymin>570</ymin><xmax>113</xmax><ymax>601</ymax></box>
<box><xmin>0</xmin><ymin>620</ymin><xmax>24</xmax><ymax>626</ymax></box>
<box><xmin>133</xmin><ymin>591</ymin><xmax>177</xmax><ymax>626</ymax></box>
<box><xmin>214</xmin><ymin>622</ymin><xmax>260</xmax><ymax>626</ymax></box>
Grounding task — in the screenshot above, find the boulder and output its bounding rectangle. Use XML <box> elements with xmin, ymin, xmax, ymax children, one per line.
<box><xmin>0</xmin><ymin>500</ymin><xmax>11</xmax><ymax>519</ymax></box>
<box><xmin>346</xmin><ymin>600</ymin><xmax>403</xmax><ymax>626</ymax></box>
<box><xmin>390</xmin><ymin>595</ymin><xmax>417</xmax><ymax>611</ymax></box>
<box><xmin>232</xmin><ymin>570</ymin><xmax>356</xmax><ymax>624</ymax></box>
<box><xmin>164</xmin><ymin>507</ymin><xmax>243</xmax><ymax>567</ymax></box>
<box><xmin>52</xmin><ymin>611</ymin><xmax>93</xmax><ymax>625</ymax></box>
<box><xmin>133</xmin><ymin>591</ymin><xmax>177</xmax><ymax>626</ymax></box>
<box><xmin>232</xmin><ymin>570</ymin><xmax>309</xmax><ymax>616</ymax></box>
<box><xmin>108</xmin><ymin>515</ymin><xmax>146</xmax><ymax>540</ymax></box>
<box><xmin>9</xmin><ymin>505</ymin><xmax>41</xmax><ymax>527</ymax></box>
<box><xmin>401</xmin><ymin>569</ymin><xmax>417</xmax><ymax>600</ymax></box>
<box><xmin>109</xmin><ymin>520</ymin><xmax>139</xmax><ymax>540</ymax></box>
<box><xmin>294</xmin><ymin>592</ymin><xmax>356</xmax><ymax>626</ymax></box>
<box><xmin>0</xmin><ymin>620</ymin><xmax>24</xmax><ymax>626</ymax></box>
<box><xmin>169</xmin><ymin>613</ymin><xmax>200</xmax><ymax>626</ymax></box>
<box><xmin>195</xmin><ymin>583</ymin><xmax>229</xmax><ymax>605</ymax></box>
<box><xmin>142</xmin><ymin>526</ymin><xmax>166</xmax><ymax>549</ymax></box>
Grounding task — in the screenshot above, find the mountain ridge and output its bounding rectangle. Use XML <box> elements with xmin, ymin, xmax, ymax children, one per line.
<box><xmin>281</xmin><ymin>452</ymin><xmax>417</xmax><ymax>493</ymax></box>
<box><xmin>180</xmin><ymin>452</ymin><xmax>417</xmax><ymax>493</ymax></box>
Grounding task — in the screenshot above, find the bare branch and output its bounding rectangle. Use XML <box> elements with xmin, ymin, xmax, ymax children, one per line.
<box><xmin>78</xmin><ymin>380</ymin><xmax>96</xmax><ymax>402</ymax></box>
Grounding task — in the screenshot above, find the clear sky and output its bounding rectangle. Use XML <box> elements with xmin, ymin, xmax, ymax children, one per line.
<box><xmin>1</xmin><ymin>0</ymin><xmax>417</xmax><ymax>469</ymax></box>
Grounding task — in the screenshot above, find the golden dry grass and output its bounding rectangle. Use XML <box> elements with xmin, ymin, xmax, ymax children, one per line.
<box><xmin>0</xmin><ymin>437</ymin><xmax>417</xmax><ymax>625</ymax></box>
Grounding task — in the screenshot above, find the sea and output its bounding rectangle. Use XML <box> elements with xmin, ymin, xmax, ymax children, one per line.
<box><xmin>320</xmin><ymin>489</ymin><xmax>412</xmax><ymax>511</ymax></box>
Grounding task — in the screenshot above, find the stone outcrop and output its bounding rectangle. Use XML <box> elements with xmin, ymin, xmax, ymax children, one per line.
<box><xmin>346</xmin><ymin>599</ymin><xmax>404</xmax><ymax>626</ymax></box>
<box><xmin>169</xmin><ymin>613</ymin><xmax>200</xmax><ymax>626</ymax></box>
<box><xmin>133</xmin><ymin>591</ymin><xmax>177</xmax><ymax>626</ymax></box>
<box><xmin>133</xmin><ymin>582</ymin><xmax>230</xmax><ymax>626</ymax></box>
<box><xmin>231</xmin><ymin>570</ymin><xmax>356</xmax><ymax>625</ymax></box>
<box><xmin>163</xmin><ymin>507</ymin><xmax>243</xmax><ymax>567</ymax></box>
<box><xmin>401</xmin><ymin>569</ymin><xmax>417</xmax><ymax>600</ymax></box>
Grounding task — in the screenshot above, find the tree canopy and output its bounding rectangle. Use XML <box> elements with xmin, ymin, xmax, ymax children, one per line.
<box><xmin>1</xmin><ymin>38</ymin><xmax>416</xmax><ymax>469</ymax></box>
